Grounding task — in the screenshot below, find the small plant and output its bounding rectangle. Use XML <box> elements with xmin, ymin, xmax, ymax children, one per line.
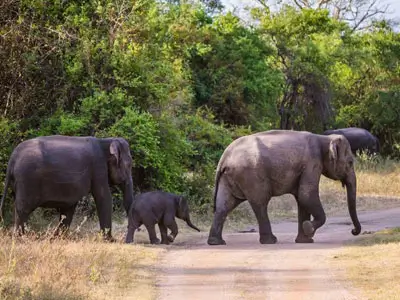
<box><xmin>355</xmin><ymin>152</ymin><xmax>397</xmax><ymax>173</ymax></box>
<box><xmin>89</xmin><ymin>265</ymin><xmax>101</xmax><ymax>284</ymax></box>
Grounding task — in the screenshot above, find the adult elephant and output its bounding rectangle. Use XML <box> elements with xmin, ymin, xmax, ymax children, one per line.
<box><xmin>207</xmin><ymin>130</ymin><xmax>361</xmax><ymax>245</ymax></box>
<box><xmin>323</xmin><ymin>127</ymin><xmax>379</xmax><ymax>155</ymax></box>
<box><xmin>0</xmin><ymin>135</ymin><xmax>134</xmax><ymax>241</ymax></box>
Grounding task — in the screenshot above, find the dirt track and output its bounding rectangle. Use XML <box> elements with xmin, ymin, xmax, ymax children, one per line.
<box><xmin>156</xmin><ymin>208</ymin><xmax>400</xmax><ymax>300</ymax></box>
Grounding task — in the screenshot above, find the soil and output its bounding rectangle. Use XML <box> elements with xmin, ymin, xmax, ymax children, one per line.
<box><xmin>156</xmin><ymin>207</ymin><xmax>400</xmax><ymax>300</ymax></box>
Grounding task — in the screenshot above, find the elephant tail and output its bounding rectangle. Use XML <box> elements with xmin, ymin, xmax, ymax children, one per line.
<box><xmin>0</xmin><ymin>165</ymin><xmax>11</xmax><ymax>222</ymax></box>
<box><xmin>213</xmin><ymin>164</ymin><xmax>224</xmax><ymax>213</ymax></box>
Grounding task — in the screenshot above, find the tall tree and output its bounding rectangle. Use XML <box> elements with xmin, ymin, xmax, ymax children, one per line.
<box><xmin>255</xmin><ymin>0</ymin><xmax>391</xmax><ymax>31</ymax></box>
<box><xmin>254</xmin><ymin>6</ymin><xmax>350</xmax><ymax>131</ymax></box>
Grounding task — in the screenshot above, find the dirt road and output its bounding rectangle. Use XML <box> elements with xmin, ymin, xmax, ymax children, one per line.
<box><xmin>157</xmin><ymin>208</ymin><xmax>400</xmax><ymax>300</ymax></box>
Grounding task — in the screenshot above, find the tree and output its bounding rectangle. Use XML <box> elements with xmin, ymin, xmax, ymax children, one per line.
<box><xmin>255</xmin><ymin>0</ymin><xmax>391</xmax><ymax>31</ymax></box>
<box><xmin>190</xmin><ymin>12</ymin><xmax>283</xmax><ymax>129</ymax></box>
<box><xmin>254</xmin><ymin>6</ymin><xmax>350</xmax><ymax>131</ymax></box>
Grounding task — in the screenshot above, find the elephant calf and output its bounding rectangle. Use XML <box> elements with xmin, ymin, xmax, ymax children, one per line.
<box><xmin>125</xmin><ymin>191</ymin><xmax>200</xmax><ymax>245</ymax></box>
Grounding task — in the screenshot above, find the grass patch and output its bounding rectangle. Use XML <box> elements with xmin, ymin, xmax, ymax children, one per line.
<box><xmin>333</xmin><ymin>228</ymin><xmax>400</xmax><ymax>300</ymax></box>
<box><xmin>0</xmin><ymin>223</ymin><xmax>165</xmax><ymax>300</ymax></box>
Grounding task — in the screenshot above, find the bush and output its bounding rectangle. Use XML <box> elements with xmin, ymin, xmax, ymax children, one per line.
<box><xmin>0</xmin><ymin>118</ymin><xmax>19</xmax><ymax>225</ymax></box>
<box><xmin>355</xmin><ymin>152</ymin><xmax>397</xmax><ymax>173</ymax></box>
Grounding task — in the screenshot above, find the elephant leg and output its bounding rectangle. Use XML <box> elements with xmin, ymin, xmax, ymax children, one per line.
<box><xmin>13</xmin><ymin>207</ymin><xmax>29</xmax><ymax>236</ymax></box>
<box><xmin>54</xmin><ymin>204</ymin><xmax>77</xmax><ymax>237</ymax></box>
<box><xmin>208</xmin><ymin>180</ymin><xmax>243</xmax><ymax>246</ymax></box>
<box><xmin>125</xmin><ymin>218</ymin><xmax>141</xmax><ymax>244</ymax></box>
<box><xmin>91</xmin><ymin>185</ymin><xmax>114</xmax><ymax>242</ymax></box>
<box><xmin>249</xmin><ymin>200</ymin><xmax>277</xmax><ymax>244</ymax></box>
<box><xmin>144</xmin><ymin>223</ymin><xmax>160</xmax><ymax>244</ymax></box>
<box><xmin>297</xmin><ymin>172</ymin><xmax>326</xmax><ymax>238</ymax></box>
<box><xmin>164</xmin><ymin>218</ymin><xmax>178</xmax><ymax>243</ymax></box>
<box><xmin>158</xmin><ymin>222</ymin><xmax>170</xmax><ymax>245</ymax></box>
<box><xmin>295</xmin><ymin>201</ymin><xmax>314</xmax><ymax>243</ymax></box>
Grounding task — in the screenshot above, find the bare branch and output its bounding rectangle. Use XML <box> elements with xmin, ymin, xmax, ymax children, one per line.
<box><xmin>281</xmin><ymin>0</ymin><xmax>391</xmax><ymax>30</ymax></box>
<box><xmin>316</xmin><ymin>0</ymin><xmax>330</xmax><ymax>9</ymax></box>
<box><xmin>292</xmin><ymin>0</ymin><xmax>306</xmax><ymax>9</ymax></box>
<box><xmin>254</xmin><ymin>0</ymin><xmax>269</xmax><ymax>9</ymax></box>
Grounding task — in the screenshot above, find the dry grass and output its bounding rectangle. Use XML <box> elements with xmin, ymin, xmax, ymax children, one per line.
<box><xmin>0</xmin><ymin>221</ymin><xmax>165</xmax><ymax>300</ymax></box>
<box><xmin>333</xmin><ymin>228</ymin><xmax>400</xmax><ymax>300</ymax></box>
<box><xmin>329</xmin><ymin>155</ymin><xmax>400</xmax><ymax>300</ymax></box>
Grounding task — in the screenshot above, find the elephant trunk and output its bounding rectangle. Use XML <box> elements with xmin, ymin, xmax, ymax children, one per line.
<box><xmin>121</xmin><ymin>177</ymin><xmax>134</xmax><ymax>216</ymax></box>
<box><xmin>185</xmin><ymin>216</ymin><xmax>200</xmax><ymax>232</ymax></box>
<box><xmin>344</xmin><ymin>171</ymin><xmax>361</xmax><ymax>236</ymax></box>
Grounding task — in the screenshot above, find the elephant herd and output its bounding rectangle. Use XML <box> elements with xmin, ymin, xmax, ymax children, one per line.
<box><xmin>0</xmin><ymin>127</ymin><xmax>380</xmax><ymax>245</ymax></box>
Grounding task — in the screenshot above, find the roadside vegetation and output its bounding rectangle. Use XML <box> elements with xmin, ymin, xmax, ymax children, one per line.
<box><xmin>0</xmin><ymin>222</ymin><xmax>166</xmax><ymax>300</ymax></box>
<box><xmin>328</xmin><ymin>154</ymin><xmax>400</xmax><ymax>300</ymax></box>
<box><xmin>334</xmin><ymin>228</ymin><xmax>400</xmax><ymax>300</ymax></box>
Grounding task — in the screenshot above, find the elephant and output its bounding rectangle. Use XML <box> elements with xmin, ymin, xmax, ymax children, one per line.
<box><xmin>322</xmin><ymin>127</ymin><xmax>380</xmax><ymax>156</ymax></box>
<box><xmin>207</xmin><ymin>130</ymin><xmax>361</xmax><ymax>245</ymax></box>
<box><xmin>125</xmin><ymin>191</ymin><xmax>200</xmax><ymax>245</ymax></box>
<box><xmin>0</xmin><ymin>135</ymin><xmax>134</xmax><ymax>241</ymax></box>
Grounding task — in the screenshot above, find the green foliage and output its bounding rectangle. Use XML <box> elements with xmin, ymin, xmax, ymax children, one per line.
<box><xmin>107</xmin><ymin>108</ymin><xmax>161</xmax><ymax>169</ymax></box>
<box><xmin>190</xmin><ymin>12</ymin><xmax>283</xmax><ymax>129</ymax></box>
<box><xmin>183</xmin><ymin>108</ymin><xmax>233</xmax><ymax>167</ymax></box>
<box><xmin>0</xmin><ymin>119</ymin><xmax>19</xmax><ymax>224</ymax></box>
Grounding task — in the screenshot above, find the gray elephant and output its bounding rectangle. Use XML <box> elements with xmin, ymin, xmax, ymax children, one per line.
<box><xmin>0</xmin><ymin>135</ymin><xmax>134</xmax><ymax>241</ymax></box>
<box><xmin>125</xmin><ymin>191</ymin><xmax>200</xmax><ymax>245</ymax></box>
<box><xmin>323</xmin><ymin>127</ymin><xmax>379</xmax><ymax>155</ymax></box>
<box><xmin>207</xmin><ymin>130</ymin><xmax>361</xmax><ymax>245</ymax></box>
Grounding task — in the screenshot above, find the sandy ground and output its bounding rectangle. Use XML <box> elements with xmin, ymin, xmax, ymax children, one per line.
<box><xmin>156</xmin><ymin>208</ymin><xmax>400</xmax><ymax>300</ymax></box>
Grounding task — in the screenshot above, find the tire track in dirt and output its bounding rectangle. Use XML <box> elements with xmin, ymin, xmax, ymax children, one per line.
<box><xmin>156</xmin><ymin>208</ymin><xmax>400</xmax><ymax>300</ymax></box>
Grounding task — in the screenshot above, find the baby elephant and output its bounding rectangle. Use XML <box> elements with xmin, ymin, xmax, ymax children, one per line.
<box><xmin>125</xmin><ymin>191</ymin><xmax>200</xmax><ymax>244</ymax></box>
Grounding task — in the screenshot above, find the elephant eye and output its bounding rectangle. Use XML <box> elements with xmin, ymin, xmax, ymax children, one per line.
<box><xmin>348</xmin><ymin>160</ymin><xmax>353</xmax><ymax>166</ymax></box>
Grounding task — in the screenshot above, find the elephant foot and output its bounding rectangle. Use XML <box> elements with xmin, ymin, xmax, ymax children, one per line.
<box><xmin>167</xmin><ymin>235</ymin><xmax>175</xmax><ymax>243</ymax></box>
<box><xmin>302</xmin><ymin>221</ymin><xmax>315</xmax><ymax>237</ymax></box>
<box><xmin>160</xmin><ymin>239</ymin><xmax>170</xmax><ymax>245</ymax></box>
<box><xmin>259</xmin><ymin>234</ymin><xmax>278</xmax><ymax>244</ymax></box>
<box><xmin>150</xmin><ymin>238</ymin><xmax>161</xmax><ymax>245</ymax></box>
<box><xmin>207</xmin><ymin>236</ymin><xmax>226</xmax><ymax>245</ymax></box>
<box><xmin>295</xmin><ymin>235</ymin><xmax>314</xmax><ymax>243</ymax></box>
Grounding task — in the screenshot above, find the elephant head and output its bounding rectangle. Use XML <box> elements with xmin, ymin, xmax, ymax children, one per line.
<box><xmin>324</xmin><ymin>134</ymin><xmax>361</xmax><ymax>236</ymax></box>
<box><xmin>107</xmin><ymin>138</ymin><xmax>134</xmax><ymax>215</ymax></box>
<box><xmin>176</xmin><ymin>196</ymin><xmax>201</xmax><ymax>232</ymax></box>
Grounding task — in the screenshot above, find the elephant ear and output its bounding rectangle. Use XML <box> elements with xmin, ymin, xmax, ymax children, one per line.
<box><xmin>110</xmin><ymin>140</ymin><xmax>121</xmax><ymax>165</ymax></box>
<box><xmin>329</xmin><ymin>139</ymin><xmax>338</xmax><ymax>171</ymax></box>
